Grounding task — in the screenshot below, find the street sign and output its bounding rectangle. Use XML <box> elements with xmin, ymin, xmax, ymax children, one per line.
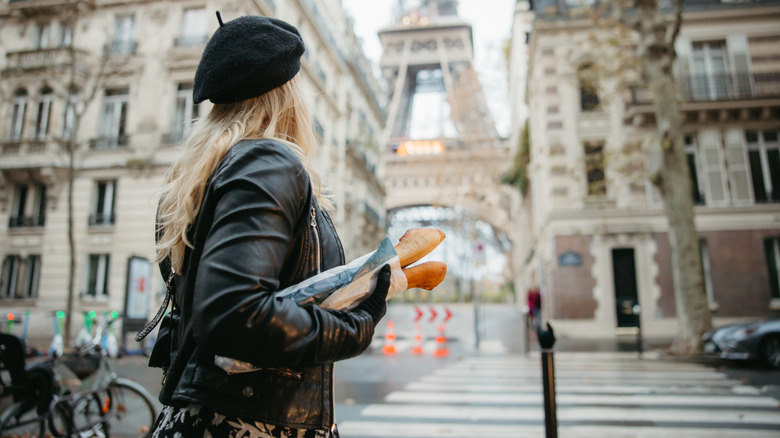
<box><xmin>414</xmin><ymin>306</ymin><xmax>423</xmax><ymax>322</ymax></box>
<box><xmin>428</xmin><ymin>306</ymin><xmax>438</xmax><ymax>322</ymax></box>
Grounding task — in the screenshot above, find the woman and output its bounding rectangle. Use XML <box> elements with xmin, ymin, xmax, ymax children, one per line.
<box><xmin>144</xmin><ymin>13</ymin><xmax>390</xmax><ymax>438</ymax></box>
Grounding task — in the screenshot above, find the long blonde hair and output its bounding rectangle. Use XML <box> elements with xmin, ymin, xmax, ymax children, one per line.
<box><xmin>156</xmin><ymin>75</ymin><xmax>330</xmax><ymax>272</ymax></box>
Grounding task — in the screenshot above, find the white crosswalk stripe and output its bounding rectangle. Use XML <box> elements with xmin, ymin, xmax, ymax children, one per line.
<box><xmin>338</xmin><ymin>352</ymin><xmax>780</xmax><ymax>437</ymax></box>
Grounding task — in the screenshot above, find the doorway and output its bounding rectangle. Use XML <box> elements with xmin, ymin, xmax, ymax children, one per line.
<box><xmin>612</xmin><ymin>248</ymin><xmax>639</xmax><ymax>328</ymax></box>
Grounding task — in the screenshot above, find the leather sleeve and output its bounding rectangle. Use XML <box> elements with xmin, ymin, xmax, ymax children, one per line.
<box><xmin>190</xmin><ymin>141</ymin><xmax>374</xmax><ymax>368</ymax></box>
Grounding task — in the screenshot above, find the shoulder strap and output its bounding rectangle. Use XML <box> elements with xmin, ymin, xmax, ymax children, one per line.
<box><xmin>135</xmin><ymin>270</ymin><xmax>173</xmax><ymax>342</ymax></box>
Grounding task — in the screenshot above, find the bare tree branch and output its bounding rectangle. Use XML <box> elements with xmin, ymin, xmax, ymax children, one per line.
<box><xmin>669</xmin><ymin>0</ymin><xmax>683</xmax><ymax>59</ymax></box>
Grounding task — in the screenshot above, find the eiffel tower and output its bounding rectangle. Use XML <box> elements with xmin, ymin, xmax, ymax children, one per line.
<box><xmin>379</xmin><ymin>1</ymin><xmax>513</xmax><ymax>284</ymax></box>
<box><xmin>378</xmin><ymin>0</ymin><xmax>501</xmax><ymax>152</ymax></box>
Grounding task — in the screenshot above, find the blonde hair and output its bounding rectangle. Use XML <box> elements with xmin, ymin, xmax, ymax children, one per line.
<box><xmin>156</xmin><ymin>76</ymin><xmax>331</xmax><ymax>272</ymax></box>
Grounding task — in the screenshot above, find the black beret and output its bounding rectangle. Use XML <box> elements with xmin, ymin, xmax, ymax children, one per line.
<box><xmin>193</xmin><ymin>14</ymin><xmax>305</xmax><ymax>104</ymax></box>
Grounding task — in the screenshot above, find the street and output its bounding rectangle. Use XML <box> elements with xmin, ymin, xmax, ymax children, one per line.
<box><xmin>106</xmin><ymin>304</ymin><xmax>780</xmax><ymax>438</ymax></box>
<box><xmin>333</xmin><ymin>345</ymin><xmax>780</xmax><ymax>437</ymax></box>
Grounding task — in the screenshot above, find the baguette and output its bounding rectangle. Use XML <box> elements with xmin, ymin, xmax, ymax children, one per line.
<box><xmin>394</xmin><ymin>228</ymin><xmax>446</xmax><ymax>267</ymax></box>
<box><xmin>403</xmin><ymin>261</ymin><xmax>447</xmax><ymax>290</ymax></box>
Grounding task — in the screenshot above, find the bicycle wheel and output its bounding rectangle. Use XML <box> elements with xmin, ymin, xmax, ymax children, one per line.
<box><xmin>0</xmin><ymin>399</ymin><xmax>46</xmax><ymax>438</ymax></box>
<box><xmin>49</xmin><ymin>392</ymin><xmax>108</xmax><ymax>438</ymax></box>
<box><xmin>104</xmin><ymin>379</ymin><xmax>157</xmax><ymax>438</ymax></box>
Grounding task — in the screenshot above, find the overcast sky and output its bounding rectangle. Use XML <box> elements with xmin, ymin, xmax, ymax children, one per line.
<box><xmin>341</xmin><ymin>0</ymin><xmax>515</xmax><ymax>137</ymax></box>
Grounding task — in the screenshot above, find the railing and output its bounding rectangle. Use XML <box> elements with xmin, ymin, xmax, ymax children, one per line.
<box><xmin>88</xmin><ymin>213</ymin><xmax>115</xmax><ymax>226</ymax></box>
<box><xmin>89</xmin><ymin>136</ymin><xmax>128</xmax><ymax>150</ymax></box>
<box><xmin>104</xmin><ymin>40</ymin><xmax>137</xmax><ymax>56</ymax></box>
<box><xmin>629</xmin><ymin>72</ymin><xmax>780</xmax><ymax>104</ymax></box>
<box><xmin>8</xmin><ymin>215</ymin><xmax>45</xmax><ymax>228</ymax></box>
<box><xmin>173</xmin><ymin>35</ymin><xmax>208</xmax><ymax>47</ymax></box>
<box><xmin>4</xmin><ymin>47</ymin><xmax>88</xmax><ymax>73</ymax></box>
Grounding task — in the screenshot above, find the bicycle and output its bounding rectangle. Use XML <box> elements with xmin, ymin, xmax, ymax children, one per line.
<box><xmin>0</xmin><ymin>316</ymin><xmax>158</xmax><ymax>437</ymax></box>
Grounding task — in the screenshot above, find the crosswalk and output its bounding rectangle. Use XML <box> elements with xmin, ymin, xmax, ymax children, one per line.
<box><xmin>337</xmin><ymin>350</ymin><xmax>780</xmax><ymax>437</ymax></box>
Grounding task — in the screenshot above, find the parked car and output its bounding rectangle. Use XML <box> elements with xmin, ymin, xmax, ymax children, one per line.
<box><xmin>703</xmin><ymin>318</ymin><xmax>780</xmax><ymax>368</ymax></box>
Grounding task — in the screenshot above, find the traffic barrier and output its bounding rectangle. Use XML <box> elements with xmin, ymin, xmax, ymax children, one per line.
<box><xmin>411</xmin><ymin>323</ymin><xmax>424</xmax><ymax>355</ymax></box>
<box><xmin>381</xmin><ymin>320</ymin><xmax>397</xmax><ymax>355</ymax></box>
<box><xmin>432</xmin><ymin>324</ymin><xmax>449</xmax><ymax>357</ymax></box>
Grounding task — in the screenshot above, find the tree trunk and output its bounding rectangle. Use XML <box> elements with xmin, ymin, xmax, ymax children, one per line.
<box><xmin>65</xmin><ymin>127</ymin><xmax>77</xmax><ymax>348</ymax></box>
<box><xmin>636</xmin><ymin>0</ymin><xmax>712</xmax><ymax>354</ymax></box>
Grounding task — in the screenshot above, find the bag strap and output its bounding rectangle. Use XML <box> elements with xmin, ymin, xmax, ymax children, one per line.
<box><xmin>135</xmin><ymin>270</ymin><xmax>173</xmax><ymax>342</ymax></box>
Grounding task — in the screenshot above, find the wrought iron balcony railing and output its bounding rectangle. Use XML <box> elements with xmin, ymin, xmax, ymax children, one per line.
<box><xmin>8</xmin><ymin>215</ymin><xmax>45</xmax><ymax>228</ymax></box>
<box><xmin>629</xmin><ymin>72</ymin><xmax>780</xmax><ymax>104</ymax></box>
<box><xmin>88</xmin><ymin>212</ymin><xmax>115</xmax><ymax>226</ymax></box>
<box><xmin>173</xmin><ymin>35</ymin><xmax>209</xmax><ymax>47</ymax></box>
<box><xmin>89</xmin><ymin>136</ymin><xmax>128</xmax><ymax>150</ymax></box>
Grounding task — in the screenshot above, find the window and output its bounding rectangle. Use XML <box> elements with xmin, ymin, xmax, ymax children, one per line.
<box><xmin>1</xmin><ymin>255</ymin><xmax>41</xmax><ymax>300</ymax></box>
<box><xmin>9</xmin><ymin>183</ymin><xmax>46</xmax><ymax>228</ymax></box>
<box><xmin>176</xmin><ymin>8</ymin><xmax>207</xmax><ymax>47</ymax></box>
<box><xmin>34</xmin><ymin>88</ymin><xmax>53</xmax><ymax>141</ymax></box>
<box><xmin>90</xmin><ymin>180</ymin><xmax>116</xmax><ymax>226</ymax></box>
<box><xmin>33</xmin><ymin>22</ymin><xmax>52</xmax><ymax>49</ymax></box>
<box><xmin>746</xmin><ymin>130</ymin><xmax>780</xmax><ymax>203</ymax></box>
<box><xmin>59</xmin><ymin>21</ymin><xmax>73</xmax><ymax>47</ymax></box>
<box><xmin>110</xmin><ymin>15</ymin><xmax>136</xmax><ymax>54</ymax></box>
<box><xmin>167</xmin><ymin>83</ymin><xmax>198</xmax><ymax>143</ymax></box>
<box><xmin>765</xmin><ymin>237</ymin><xmax>780</xmax><ymax>303</ymax></box>
<box><xmin>685</xmin><ymin>134</ymin><xmax>705</xmax><ymax>205</ymax></box>
<box><xmin>691</xmin><ymin>41</ymin><xmax>729</xmax><ymax>100</ymax></box>
<box><xmin>578</xmin><ymin>63</ymin><xmax>600</xmax><ymax>112</ymax></box>
<box><xmin>584</xmin><ymin>141</ymin><xmax>606</xmax><ymax>196</ymax></box>
<box><xmin>94</xmin><ymin>89</ymin><xmax>128</xmax><ymax>149</ymax></box>
<box><xmin>85</xmin><ymin>254</ymin><xmax>110</xmax><ymax>297</ymax></box>
<box><xmin>7</xmin><ymin>89</ymin><xmax>27</xmax><ymax>142</ymax></box>
<box><xmin>700</xmin><ymin>239</ymin><xmax>716</xmax><ymax>308</ymax></box>
<box><xmin>61</xmin><ymin>92</ymin><xmax>78</xmax><ymax>140</ymax></box>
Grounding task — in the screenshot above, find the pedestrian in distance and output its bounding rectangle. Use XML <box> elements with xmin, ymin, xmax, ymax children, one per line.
<box><xmin>141</xmin><ymin>12</ymin><xmax>391</xmax><ymax>438</ymax></box>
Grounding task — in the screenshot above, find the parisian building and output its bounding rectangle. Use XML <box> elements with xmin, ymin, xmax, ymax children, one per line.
<box><xmin>0</xmin><ymin>0</ymin><xmax>386</xmax><ymax>350</ymax></box>
<box><xmin>511</xmin><ymin>0</ymin><xmax>780</xmax><ymax>339</ymax></box>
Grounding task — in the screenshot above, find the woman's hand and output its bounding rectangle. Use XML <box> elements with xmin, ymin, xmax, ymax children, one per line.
<box><xmin>354</xmin><ymin>264</ymin><xmax>391</xmax><ymax>325</ymax></box>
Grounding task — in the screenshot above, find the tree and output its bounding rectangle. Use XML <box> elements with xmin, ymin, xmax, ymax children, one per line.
<box><xmin>607</xmin><ymin>0</ymin><xmax>712</xmax><ymax>354</ymax></box>
<box><xmin>58</xmin><ymin>0</ymin><xmax>117</xmax><ymax>346</ymax></box>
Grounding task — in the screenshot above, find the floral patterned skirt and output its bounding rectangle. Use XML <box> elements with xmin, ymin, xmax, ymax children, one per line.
<box><xmin>150</xmin><ymin>404</ymin><xmax>338</xmax><ymax>438</ymax></box>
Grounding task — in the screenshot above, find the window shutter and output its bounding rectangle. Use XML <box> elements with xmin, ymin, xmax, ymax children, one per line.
<box><xmin>698</xmin><ymin>130</ymin><xmax>729</xmax><ymax>205</ymax></box>
<box><xmin>674</xmin><ymin>38</ymin><xmax>692</xmax><ymax>97</ymax></box>
<box><xmin>645</xmin><ymin>181</ymin><xmax>663</xmax><ymax>208</ymax></box>
<box><xmin>726</xmin><ymin>35</ymin><xmax>752</xmax><ymax>96</ymax></box>
<box><xmin>724</xmin><ymin>129</ymin><xmax>753</xmax><ymax>204</ymax></box>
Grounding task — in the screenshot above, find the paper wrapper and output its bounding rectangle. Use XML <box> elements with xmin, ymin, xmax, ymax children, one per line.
<box><xmin>215</xmin><ymin>236</ymin><xmax>407</xmax><ymax>374</ymax></box>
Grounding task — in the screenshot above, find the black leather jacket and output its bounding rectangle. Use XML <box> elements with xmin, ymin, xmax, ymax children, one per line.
<box><xmin>153</xmin><ymin>139</ymin><xmax>378</xmax><ymax>431</ymax></box>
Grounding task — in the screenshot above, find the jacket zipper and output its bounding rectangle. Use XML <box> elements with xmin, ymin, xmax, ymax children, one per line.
<box><xmin>264</xmin><ymin>366</ymin><xmax>303</xmax><ymax>380</ymax></box>
<box><xmin>310</xmin><ymin>206</ymin><xmax>322</xmax><ymax>274</ymax></box>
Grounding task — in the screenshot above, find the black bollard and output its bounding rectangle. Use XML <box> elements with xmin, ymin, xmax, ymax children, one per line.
<box><xmin>633</xmin><ymin>304</ymin><xmax>643</xmax><ymax>359</ymax></box>
<box><xmin>537</xmin><ymin>322</ymin><xmax>557</xmax><ymax>438</ymax></box>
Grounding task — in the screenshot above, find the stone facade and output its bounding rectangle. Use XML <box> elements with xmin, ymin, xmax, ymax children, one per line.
<box><xmin>510</xmin><ymin>0</ymin><xmax>780</xmax><ymax>339</ymax></box>
<box><xmin>0</xmin><ymin>0</ymin><xmax>386</xmax><ymax>350</ymax></box>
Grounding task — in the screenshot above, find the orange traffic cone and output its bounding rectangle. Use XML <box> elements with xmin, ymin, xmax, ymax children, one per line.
<box><xmin>432</xmin><ymin>324</ymin><xmax>449</xmax><ymax>357</ymax></box>
<box><xmin>411</xmin><ymin>323</ymin><xmax>424</xmax><ymax>355</ymax></box>
<box><xmin>382</xmin><ymin>320</ymin><xmax>398</xmax><ymax>355</ymax></box>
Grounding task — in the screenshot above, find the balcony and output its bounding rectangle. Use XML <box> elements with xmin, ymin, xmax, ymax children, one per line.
<box><xmin>89</xmin><ymin>136</ymin><xmax>128</xmax><ymax>150</ymax></box>
<box><xmin>88</xmin><ymin>213</ymin><xmax>115</xmax><ymax>226</ymax></box>
<box><xmin>173</xmin><ymin>35</ymin><xmax>208</xmax><ymax>48</ymax></box>
<box><xmin>628</xmin><ymin>72</ymin><xmax>780</xmax><ymax>105</ymax></box>
<box><xmin>1</xmin><ymin>139</ymin><xmax>66</xmax><ymax>170</ymax></box>
<box><xmin>625</xmin><ymin>71</ymin><xmax>780</xmax><ymax>126</ymax></box>
<box><xmin>5</xmin><ymin>0</ymin><xmax>95</xmax><ymax>17</ymax></box>
<box><xmin>3</xmin><ymin>47</ymin><xmax>90</xmax><ymax>77</ymax></box>
<box><xmin>104</xmin><ymin>41</ymin><xmax>137</xmax><ymax>56</ymax></box>
<box><xmin>8</xmin><ymin>215</ymin><xmax>45</xmax><ymax>228</ymax></box>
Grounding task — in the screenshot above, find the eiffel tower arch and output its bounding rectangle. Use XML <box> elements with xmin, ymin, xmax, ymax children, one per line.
<box><xmin>379</xmin><ymin>1</ymin><xmax>515</xmax><ymax>300</ymax></box>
